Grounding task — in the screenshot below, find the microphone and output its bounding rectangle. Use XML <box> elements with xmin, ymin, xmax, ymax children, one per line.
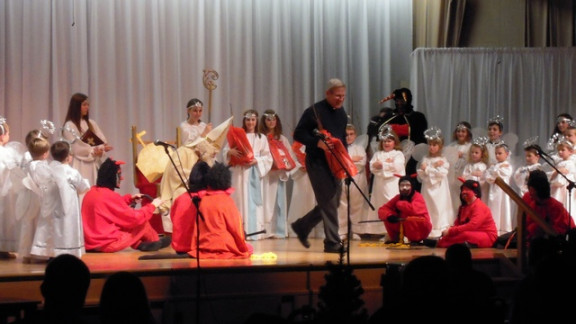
<box><xmin>535</xmin><ymin>145</ymin><xmax>550</xmax><ymax>159</ymax></box>
<box><xmin>313</xmin><ymin>129</ymin><xmax>326</xmax><ymax>140</ymax></box>
<box><xmin>378</xmin><ymin>94</ymin><xmax>395</xmax><ymax>104</ymax></box>
<box><xmin>154</xmin><ymin>139</ymin><xmax>176</xmax><ymax>149</ymax></box>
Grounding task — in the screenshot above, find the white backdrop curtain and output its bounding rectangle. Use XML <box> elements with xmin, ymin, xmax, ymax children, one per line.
<box><xmin>0</xmin><ymin>0</ymin><xmax>411</xmax><ymax>192</ymax></box>
<box><xmin>411</xmin><ymin>47</ymin><xmax>576</xmax><ymax>164</ymax></box>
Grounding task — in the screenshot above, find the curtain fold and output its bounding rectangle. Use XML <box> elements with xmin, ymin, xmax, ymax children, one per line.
<box><xmin>0</xmin><ymin>0</ymin><xmax>405</xmax><ymax>192</ymax></box>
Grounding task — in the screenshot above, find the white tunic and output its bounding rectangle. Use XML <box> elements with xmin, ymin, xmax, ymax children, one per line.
<box><xmin>0</xmin><ymin>144</ymin><xmax>24</xmax><ymax>252</ymax></box>
<box><xmin>361</xmin><ymin>149</ymin><xmax>405</xmax><ymax>234</ymax></box>
<box><xmin>223</xmin><ymin>133</ymin><xmax>273</xmax><ymax>240</ymax></box>
<box><xmin>262</xmin><ymin>134</ymin><xmax>292</xmax><ymax>238</ymax></box>
<box><xmin>337</xmin><ymin>142</ymin><xmax>368</xmax><ymax>237</ymax></box>
<box><xmin>447</xmin><ymin>141</ymin><xmax>471</xmax><ymax>211</ymax></box>
<box><xmin>417</xmin><ymin>155</ymin><xmax>454</xmax><ymax>237</ymax></box>
<box><xmin>63</xmin><ymin>119</ymin><xmax>107</xmax><ymax>189</ymax></box>
<box><xmin>17</xmin><ymin>160</ymin><xmax>53</xmax><ymax>259</ymax></box>
<box><xmin>180</xmin><ymin>121</ymin><xmax>208</xmax><ymax>146</ymax></box>
<box><xmin>31</xmin><ymin>161</ymin><xmax>90</xmax><ymax>258</ymax></box>
<box><xmin>485</xmin><ymin>160</ymin><xmax>515</xmax><ymax>235</ymax></box>
<box><xmin>550</xmin><ymin>159</ymin><xmax>576</xmax><ymax>219</ymax></box>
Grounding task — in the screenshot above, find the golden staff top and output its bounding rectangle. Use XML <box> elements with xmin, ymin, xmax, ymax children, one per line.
<box><xmin>203</xmin><ymin>69</ymin><xmax>219</xmax><ymax>121</ymax></box>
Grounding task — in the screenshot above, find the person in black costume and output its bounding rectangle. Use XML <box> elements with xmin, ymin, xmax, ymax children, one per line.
<box><xmin>377</xmin><ymin>88</ymin><xmax>428</xmax><ymax>190</ymax></box>
<box><xmin>291</xmin><ymin>78</ymin><xmax>348</xmax><ymax>253</ymax></box>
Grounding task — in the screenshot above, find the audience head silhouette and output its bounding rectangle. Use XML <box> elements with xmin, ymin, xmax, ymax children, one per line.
<box><xmin>99</xmin><ymin>271</ymin><xmax>156</xmax><ymax>324</ymax></box>
<box><xmin>40</xmin><ymin>254</ymin><xmax>91</xmax><ymax>323</ymax></box>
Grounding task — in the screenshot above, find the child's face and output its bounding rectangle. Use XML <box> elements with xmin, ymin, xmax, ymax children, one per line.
<box><xmin>525</xmin><ymin>151</ymin><xmax>539</xmax><ymax>165</ymax></box>
<box><xmin>565</xmin><ymin>129</ymin><xmax>576</xmax><ymax>145</ymax></box>
<box><xmin>264</xmin><ymin>116</ymin><xmax>277</xmax><ymax>131</ymax></box>
<box><xmin>345</xmin><ymin>129</ymin><xmax>357</xmax><ymax>145</ymax></box>
<box><xmin>469</xmin><ymin>147</ymin><xmax>482</xmax><ymax>162</ymax></box>
<box><xmin>558</xmin><ymin>146</ymin><xmax>573</xmax><ymax>160</ymax></box>
<box><xmin>382</xmin><ymin>138</ymin><xmax>395</xmax><ymax>151</ymax></box>
<box><xmin>495</xmin><ymin>147</ymin><xmax>509</xmax><ymax>162</ymax></box>
<box><xmin>244</xmin><ymin>117</ymin><xmax>257</xmax><ymax>133</ymax></box>
<box><xmin>428</xmin><ymin>142</ymin><xmax>440</xmax><ymax>155</ymax></box>
<box><xmin>455</xmin><ymin>129</ymin><xmax>468</xmax><ymax>143</ymax></box>
<box><xmin>188</xmin><ymin>106</ymin><xmax>203</xmax><ymax>122</ymax></box>
<box><xmin>558</xmin><ymin>119</ymin><xmax>571</xmax><ymax>133</ymax></box>
<box><xmin>487</xmin><ymin>124</ymin><xmax>502</xmax><ymax>141</ymax></box>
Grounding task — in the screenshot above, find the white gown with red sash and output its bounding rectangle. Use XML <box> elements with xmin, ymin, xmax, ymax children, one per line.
<box><xmin>262</xmin><ymin>134</ymin><xmax>294</xmax><ymax>238</ymax></box>
<box><xmin>223</xmin><ymin>132</ymin><xmax>273</xmax><ymax>240</ymax></box>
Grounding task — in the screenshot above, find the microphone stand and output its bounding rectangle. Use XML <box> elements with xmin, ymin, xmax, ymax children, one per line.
<box><xmin>159</xmin><ymin>144</ymin><xmax>204</xmax><ymax>324</ymax></box>
<box><xmin>538</xmin><ymin>148</ymin><xmax>575</xmax><ymax>233</ymax></box>
<box><xmin>318</xmin><ymin>134</ymin><xmax>374</xmax><ymax>265</ymax></box>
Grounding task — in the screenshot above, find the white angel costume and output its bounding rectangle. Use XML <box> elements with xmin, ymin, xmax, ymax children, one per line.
<box><xmin>0</xmin><ymin>143</ymin><xmax>25</xmax><ymax>252</ymax></box>
<box><xmin>446</xmin><ymin>141</ymin><xmax>471</xmax><ymax>210</ymax></box>
<box><xmin>337</xmin><ymin>141</ymin><xmax>368</xmax><ymax>239</ymax></box>
<box><xmin>262</xmin><ymin>134</ymin><xmax>293</xmax><ymax>238</ymax></box>
<box><xmin>550</xmin><ymin>159</ymin><xmax>576</xmax><ymax>218</ymax></box>
<box><xmin>223</xmin><ymin>133</ymin><xmax>273</xmax><ymax>240</ymax></box>
<box><xmin>361</xmin><ymin>149</ymin><xmax>405</xmax><ymax>234</ymax></box>
<box><xmin>417</xmin><ymin>155</ymin><xmax>454</xmax><ymax>237</ymax></box>
<box><xmin>485</xmin><ymin>160</ymin><xmax>515</xmax><ymax>235</ymax></box>
<box><xmin>30</xmin><ymin>161</ymin><xmax>90</xmax><ymax>258</ymax></box>
<box><xmin>462</xmin><ymin>161</ymin><xmax>489</xmax><ymax>203</ymax></box>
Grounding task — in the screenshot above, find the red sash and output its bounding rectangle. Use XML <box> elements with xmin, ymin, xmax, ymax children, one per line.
<box><xmin>292</xmin><ymin>141</ymin><xmax>307</xmax><ymax>171</ymax></box>
<box><xmin>226</xmin><ymin>127</ymin><xmax>254</xmax><ymax>166</ymax></box>
<box><xmin>318</xmin><ymin>129</ymin><xmax>358</xmax><ymax>180</ymax></box>
<box><xmin>267</xmin><ymin>134</ymin><xmax>295</xmax><ymax>171</ymax></box>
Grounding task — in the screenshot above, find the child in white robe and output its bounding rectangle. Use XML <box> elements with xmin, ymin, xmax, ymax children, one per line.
<box><xmin>259</xmin><ymin>110</ymin><xmax>294</xmax><ymax>238</ymax></box>
<box><xmin>513</xmin><ymin>143</ymin><xmax>542</xmax><ymax>197</ymax></box>
<box><xmin>0</xmin><ymin>119</ymin><xmax>24</xmax><ymax>257</ymax></box>
<box><xmin>30</xmin><ymin>141</ymin><xmax>90</xmax><ymax>259</ymax></box>
<box><xmin>223</xmin><ymin>110</ymin><xmax>273</xmax><ymax>240</ymax></box>
<box><xmin>486</xmin><ymin>115</ymin><xmax>505</xmax><ymax>166</ymax></box>
<box><xmin>462</xmin><ymin>141</ymin><xmax>490</xmax><ymax>201</ymax></box>
<box><xmin>417</xmin><ymin>127</ymin><xmax>454</xmax><ymax>237</ymax></box>
<box><xmin>447</xmin><ymin>121</ymin><xmax>472</xmax><ymax>211</ymax></box>
<box><xmin>362</xmin><ymin>125</ymin><xmax>404</xmax><ymax>235</ymax></box>
<box><xmin>17</xmin><ymin>136</ymin><xmax>52</xmax><ymax>262</ymax></box>
<box><xmin>337</xmin><ymin>124</ymin><xmax>367</xmax><ymax>241</ymax></box>
<box><xmin>485</xmin><ymin>143</ymin><xmax>515</xmax><ymax>235</ymax></box>
<box><xmin>549</xmin><ymin>139</ymin><xmax>576</xmax><ymax>220</ymax></box>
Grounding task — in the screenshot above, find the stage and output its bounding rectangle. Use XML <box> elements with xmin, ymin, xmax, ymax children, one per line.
<box><xmin>0</xmin><ymin>238</ymin><xmax>521</xmax><ymax>323</ymax></box>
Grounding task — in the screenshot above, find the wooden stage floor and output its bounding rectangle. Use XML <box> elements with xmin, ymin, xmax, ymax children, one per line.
<box><xmin>0</xmin><ymin>238</ymin><xmax>520</xmax><ymax>323</ymax></box>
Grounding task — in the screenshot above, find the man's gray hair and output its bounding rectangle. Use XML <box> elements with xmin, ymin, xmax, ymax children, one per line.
<box><xmin>326</xmin><ymin>78</ymin><xmax>346</xmax><ymax>92</ymax></box>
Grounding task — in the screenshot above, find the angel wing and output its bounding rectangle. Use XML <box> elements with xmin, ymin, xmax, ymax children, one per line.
<box><xmin>411</xmin><ymin>143</ymin><xmax>428</xmax><ymax>162</ymax></box>
<box><xmin>443</xmin><ymin>146</ymin><xmax>460</xmax><ymax>167</ymax></box>
<box><xmin>502</xmin><ymin>133</ymin><xmax>519</xmax><ymax>152</ymax></box>
<box><xmin>354</xmin><ymin>134</ymin><xmax>369</xmax><ymax>150</ymax></box>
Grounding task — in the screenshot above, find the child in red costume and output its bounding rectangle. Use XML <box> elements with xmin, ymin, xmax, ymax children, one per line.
<box><xmin>171</xmin><ymin>161</ymin><xmax>253</xmax><ymax>258</ymax></box>
<box><xmin>436</xmin><ymin>179</ymin><xmax>498</xmax><ymax>248</ymax></box>
<box><xmin>81</xmin><ymin>158</ymin><xmax>170</xmax><ymax>252</ymax></box>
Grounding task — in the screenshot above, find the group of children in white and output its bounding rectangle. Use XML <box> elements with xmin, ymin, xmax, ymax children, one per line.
<box><xmin>0</xmin><ymin>118</ymin><xmax>90</xmax><ymax>262</ymax></box>
<box><xmin>2</xmin><ymin>110</ymin><xmax>575</xmax><ymax>261</ymax></box>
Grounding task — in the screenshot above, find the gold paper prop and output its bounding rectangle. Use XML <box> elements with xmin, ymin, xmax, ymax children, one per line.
<box><xmin>136</xmin><ymin>144</ymin><xmax>170</xmax><ymax>183</ymax></box>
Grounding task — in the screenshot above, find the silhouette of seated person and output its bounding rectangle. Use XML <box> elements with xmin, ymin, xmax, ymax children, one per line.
<box><xmin>81</xmin><ymin>158</ymin><xmax>171</xmax><ymax>252</ymax></box>
<box><xmin>522</xmin><ymin>169</ymin><xmax>575</xmax><ymax>242</ymax></box>
<box><xmin>445</xmin><ymin>243</ymin><xmax>505</xmax><ymax>324</ymax></box>
<box><xmin>378</xmin><ymin>174</ymin><xmax>432</xmax><ymax>244</ymax></box>
<box><xmin>99</xmin><ymin>271</ymin><xmax>156</xmax><ymax>324</ymax></box>
<box><xmin>33</xmin><ymin>254</ymin><xmax>92</xmax><ymax>324</ymax></box>
<box><xmin>170</xmin><ymin>161</ymin><xmax>253</xmax><ymax>258</ymax></box>
<box><xmin>510</xmin><ymin>236</ymin><xmax>575</xmax><ymax>324</ymax></box>
<box><xmin>436</xmin><ymin>179</ymin><xmax>498</xmax><ymax>248</ymax></box>
<box><xmin>169</xmin><ymin>160</ymin><xmax>210</xmax><ymax>254</ymax></box>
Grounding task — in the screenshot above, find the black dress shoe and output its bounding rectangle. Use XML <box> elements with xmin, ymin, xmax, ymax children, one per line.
<box><xmin>324</xmin><ymin>243</ymin><xmax>347</xmax><ymax>254</ymax></box>
<box><xmin>291</xmin><ymin>222</ymin><xmax>310</xmax><ymax>248</ymax></box>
